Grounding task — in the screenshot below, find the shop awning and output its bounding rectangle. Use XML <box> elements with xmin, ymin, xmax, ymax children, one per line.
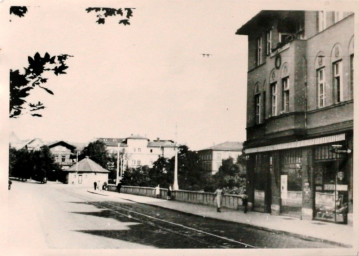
<box><xmin>244</xmin><ymin>134</ymin><xmax>346</xmax><ymax>154</ymax></box>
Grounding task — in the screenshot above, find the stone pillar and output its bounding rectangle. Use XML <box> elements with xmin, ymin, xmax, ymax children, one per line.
<box><xmin>270</xmin><ymin>152</ymin><xmax>281</xmax><ymax>215</ymax></box>
<box><xmin>301</xmin><ymin>148</ymin><xmax>314</xmax><ymax>220</ymax></box>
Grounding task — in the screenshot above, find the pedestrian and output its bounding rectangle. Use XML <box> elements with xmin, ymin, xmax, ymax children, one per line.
<box><xmin>214</xmin><ymin>186</ymin><xmax>223</xmax><ymax>212</ymax></box>
<box><xmin>8</xmin><ymin>179</ymin><xmax>12</xmax><ymax>190</ymax></box>
<box><xmin>167</xmin><ymin>185</ymin><xmax>172</xmax><ymax>200</ymax></box>
<box><xmin>155</xmin><ymin>184</ymin><xmax>160</xmax><ymax>198</ymax></box>
<box><xmin>242</xmin><ymin>190</ymin><xmax>248</xmax><ymax>213</ymax></box>
<box><xmin>94</xmin><ymin>181</ymin><xmax>97</xmax><ymax>190</ymax></box>
<box><xmin>117</xmin><ymin>182</ymin><xmax>122</xmax><ymax>193</ymax></box>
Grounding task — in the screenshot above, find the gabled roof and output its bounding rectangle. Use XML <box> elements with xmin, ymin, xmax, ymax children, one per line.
<box><xmin>199</xmin><ymin>141</ymin><xmax>243</xmax><ymax>152</ymax></box>
<box><xmin>126</xmin><ymin>134</ymin><xmax>149</xmax><ymax>140</ymax></box>
<box><xmin>66</xmin><ymin>157</ymin><xmax>109</xmax><ymax>173</ymax></box>
<box><xmin>48</xmin><ymin>141</ymin><xmax>76</xmax><ymax>151</ymax></box>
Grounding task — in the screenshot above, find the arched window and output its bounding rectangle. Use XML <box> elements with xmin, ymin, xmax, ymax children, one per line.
<box><xmin>315</xmin><ymin>52</ymin><xmax>326</xmax><ymax>108</ymax></box>
<box><xmin>331</xmin><ymin>44</ymin><xmax>343</xmax><ymax>103</ymax></box>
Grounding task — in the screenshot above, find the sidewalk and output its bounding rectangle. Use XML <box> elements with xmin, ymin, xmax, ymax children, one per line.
<box><xmin>88</xmin><ymin>189</ymin><xmax>354</xmax><ymax>247</ymax></box>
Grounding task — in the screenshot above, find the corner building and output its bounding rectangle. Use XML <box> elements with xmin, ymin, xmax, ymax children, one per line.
<box><xmin>236</xmin><ymin>11</ymin><xmax>353</xmax><ymax>224</ymax></box>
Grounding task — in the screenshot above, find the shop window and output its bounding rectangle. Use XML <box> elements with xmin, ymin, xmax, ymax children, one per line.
<box><xmin>281</xmin><ymin>77</ymin><xmax>289</xmax><ymax>113</ymax></box>
<box><xmin>317</xmin><ymin>68</ymin><xmax>326</xmax><ymax>108</ymax></box>
<box><xmin>281</xmin><ymin>149</ymin><xmax>302</xmax><ymax>191</ymax></box>
<box><xmin>314</xmin><ymin>144</ymin><xmax>344</xmax><ymax>160</ymax></box>
<box><xmin>270</xmin><ymin>83</ymin><xmax>277</xmax><ymax>116</ymax></box>
<box><xmin>333</xmin><ymin>61</ymin><xmax>343</xmax><ymax>103</ymax></box>
<box><xmin>254</xmin><ymin>154</ymin><xmax>266</xmax><ymax>190</ymax></box>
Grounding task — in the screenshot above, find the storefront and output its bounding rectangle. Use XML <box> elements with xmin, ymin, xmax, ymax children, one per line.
<box><xmin>246</xmin><ymin>133</ymin><xmax>352</xmax><ymax>224</ymax></box>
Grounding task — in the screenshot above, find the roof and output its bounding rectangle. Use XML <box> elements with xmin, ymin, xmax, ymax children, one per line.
<box><xmin>199</xmin><ymin>141</ymin><xmax>243</xmax><ymax>152</ymax></box>
<box><xmin>236</xmin><ymin>10</ymin><xmax>304</xmax><ymax>35</ymax></box>
<box><xmin>97</xmin><ymin>138</ymin><xmax>126</xmax><ymax>147</ymax></box>
<box><xmin>66</xmin><ymin>157</ymin><xmax>109</xmax><ymax>173</ymax></box>
<box><xmin>47</xmin><ymin>141</ymin><xmax>76</xmax><ymax>151</ymax></box>
<box><xmin>148</xmin><ymin>140</ymin><xmax>176</xmax><ymax>148</ymax></box>
<box><xmin>126</xmin><ymin>134</ymin><xmax>149</xmax><ymax>140</ymax></box>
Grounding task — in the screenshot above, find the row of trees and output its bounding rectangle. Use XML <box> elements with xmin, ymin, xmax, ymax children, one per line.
<box><xmin>9</xmin><ymin>139</ymin><xmax>247</xmax><ymax>193</ymax></box>
<box><xmin>9</xmin><ymin>146</ymin><xmax>63</xmax><ymax>183</ymax></box>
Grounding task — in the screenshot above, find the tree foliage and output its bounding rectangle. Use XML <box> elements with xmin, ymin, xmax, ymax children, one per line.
<box><xmin>9</xmin><ymin>146</ymin><xmax>61</xmax><ymax>182</ymax></box>
<box><xmin>86</xmin><ymin>7</ymin><xmax>134</xmax><ymax>25</ymax></box>
<box><xmin>80</xmin><ymin>140</ymin><xmax>109</xmax><ymax>168</ymax></box>
<box><xmin>10</xmin><ymin>6</ymin><xmax>28</xmax><ymax>18</ymax></box>
<box><xmin>10</xmin><ymin>52</ymin><xmax>73</xmax><ymax>118</ymax></box>
<box><xmin>204</xmin><ymin>157</ymin><xmax>246</xmax><ymax>193</ymax></box>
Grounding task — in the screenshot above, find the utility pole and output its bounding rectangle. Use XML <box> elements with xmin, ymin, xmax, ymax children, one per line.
<box><xmin>173</xmin><ymin>123</ymin><xmax>179</xmax><ymax>190</ymax></box>
<box><xmin>116</xmin><ymin>143</ymin><xmax>120</xmax><ymax>185</ymax></box>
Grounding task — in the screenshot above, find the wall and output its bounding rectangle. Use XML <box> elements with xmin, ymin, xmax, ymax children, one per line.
<box><xmin>107</xmin><ymin>185</ymin><xmax>247</xmax><ymax>210</ymax></box>
<box><xmin>67</xmin><ymin>172</ymin><xmax>108</xmax><ymax>186</ymax></box>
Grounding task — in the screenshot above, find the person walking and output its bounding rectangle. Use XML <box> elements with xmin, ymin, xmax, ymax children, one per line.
<box><xmin>214</xmin><ymin>186</ymin><xmax>223</xmax><ymax>212</ymax></box>
<box><xmin>8</xmin><ymin>179</ymin><xmax>12</xmax><ymax>190</ymax></box>
<box><xmin>94</xmin><ymin>181</ymin><xmax>97</xmax><ymax>190</ymax></box>
<box><xmin>117</xmin><ymin>182</ymin><xmax>122</xmax><ymax>193</ymax></box>
<box><xmin>242</xmin><ymin>190</ymin><xmax>248</xmax><ymax>213</ymax></box>
<box><xmin>155</xmin><ymin>184</ymin><xmax>160</xmax><ymax>198</ymax></box>
<box><xmin>167</xmin><ymin>185</ymin><xmax>172</xmax><ymax>200</ymax></box>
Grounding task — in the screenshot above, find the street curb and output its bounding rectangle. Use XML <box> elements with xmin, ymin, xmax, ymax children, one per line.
<box><xmin>87</xmin><ymin>190</ymin><xmax>109</xmax><ymax>196</ymax></box>
<box><xmin>90</xmin><ymin>190</ymin><xmax>351</xmax><ymax>248</ymax></box>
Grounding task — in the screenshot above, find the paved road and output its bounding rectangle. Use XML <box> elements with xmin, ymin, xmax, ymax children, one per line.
<box><xmin>7</xmin><ymin>181</ymin><xmax>336</xmax><ymax>249</ymax></box>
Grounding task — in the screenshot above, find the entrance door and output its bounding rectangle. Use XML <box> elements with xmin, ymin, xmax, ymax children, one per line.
<box><xmin>314</xmin><ymin>161</ymin><xmax>348</xmax><ymax>224</ymax></box>
<box><xmin>78</xmin><ymin>174</ymin><xmax>82</xmax><ymax>184</ymax></box>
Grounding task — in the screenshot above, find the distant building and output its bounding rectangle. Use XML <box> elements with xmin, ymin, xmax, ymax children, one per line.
<box><xmin>98</xmin><ymin>135</ymin><xmax>177</xmax><ymax>169</ymax></box>
<box><xmin>64</xmin><ymin>156</ymin><xmax>109</xmax><ymax>186</ymax></box>
<box><xmin>198</xmin><ymin>142</ymin><xmax>243</xmax><ymax>175</ymax></box>
<box><xmin>48</xmin><ymin>141</ymin><xmax>77</xmax><ymax>169</ymax></box>
<box><xmin>21</xmin><ymin>138</ymin><xmax>45</xmax><ymax>151</ymax></box>
<box><xmin>237</xmin><ymin>11</ymin><xmax>353</xmax><ymax>224</ymax></box>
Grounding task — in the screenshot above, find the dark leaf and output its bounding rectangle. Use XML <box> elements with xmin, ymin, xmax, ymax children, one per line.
<box><xmin>102</xmin><ymin>8</ymin><xmax>117</xmax><ymax>17</ymax></box>
<box><xmin>119</xmin><ymin>19</ymin><xmax>130</xmax><ymax>26</ymax></box>
<box><xmin>10</xmin><ymin>6</ymin><xmax>28</xmax><ymax>18</ymax></box>
<box><xmin>117</xmin><ymin>8</ymin><xmax>123</xmax><ymax>16</ymax></box>
<box><xmin>39</xmin><ymin>85</ymin><xmax>54</xmax><ymax>95</ymax></box>
<box><xmin>31</xmin><ymin>113</ymin><xmax>42</xmax><ymax>117</ymax></box>
<box><xmin>96</xmin><ymin>18</ymin><xmax>105</xmax><ymax>24</ymax></box>
<box><xmin>124</xmin><ymin>8</ymin><xmax>133</xmax><ymax>19</ymax></box>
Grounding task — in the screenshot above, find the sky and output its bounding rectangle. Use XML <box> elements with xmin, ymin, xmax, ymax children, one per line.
<box><xmin>2</xmin><ymin>0</ymin><xmax>353</xmax><ymax>150</ymax></box>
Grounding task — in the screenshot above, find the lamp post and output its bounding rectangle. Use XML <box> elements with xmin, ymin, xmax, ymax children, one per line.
<box><xmin>116</xmin><ymin>143</ymin><xmax>120</xmax><ymax>185</ymax></box>
<box><xmin>173</xmin><ymin>124</ymin><xmax>179</xmax><ymax>190</ymax></box>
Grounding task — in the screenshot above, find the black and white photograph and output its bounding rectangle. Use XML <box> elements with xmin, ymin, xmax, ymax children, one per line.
<box><xmin>1</xmin><ymin>0</ymin><xmax>358</xmax><ymax>255</ymax></box>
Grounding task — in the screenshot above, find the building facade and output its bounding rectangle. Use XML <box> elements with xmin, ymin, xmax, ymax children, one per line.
<box><xmin>48</xmin><ymin>141</ymin><xmax>77</xmax><ymax>169</ymax></box>
<box><xmin>237</xmin><ymin>11</ymin><xmax>353</xmax><ymax>224</ymax></box>
<box><xmin>98</xmin><ymin>135</ymin><xmax>177</xmax><ymax>169</ymax></box>
<box><xmin>198</xmin><ymin>142</ymin><xmax>243</xmax><ymax>175</ymax></box>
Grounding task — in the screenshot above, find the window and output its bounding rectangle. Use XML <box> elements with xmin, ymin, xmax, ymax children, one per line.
<box><xmin>271</xmin><ymin>83</ymin><xmax>277</xmax><ymax>116</ymax></box>
<box><xmin>333</xmin><ymin>61</ymin><xmax>343</xmax><ymax>103</ymax></box>
<box><xmin>266</xmin><ymin>30</ymin><xmax>272</xmax><ymax>55</ymax></box>
<box><xmin>134</xmin><ymin>148</ymin><xmax>136</xmax><ymax>152</ymax></box>
<box><xmin>150</xmin><ymin>149</ymin><xmax>153</xmax><ymax>153</ymax></box>
<box><xmin>263</xmin><ymin>91</ymin><xmax>266</xmax><ymax>120</ymax></box>
<box><xmin>318</xmin><ymin>11</ymin><xmax>327</xmax><ymax>32</ymax></box>
<box><xmin>282</xmin><ymin>77</ymin><xmax>289</xmax><ymax>112</ymax></box>
<box><xmin>350</xmin><ymin>54</ymin><xmax>354</xmax><ymax>99</ymax></box>
<box><xmin>255</xmin><ymin>94</ymin><xmax>261</xmax><ymax>124</ymax></box>
<box><xmin>137</xmin><ymin>160</ymin><xmax>141</xmax><ymax>165</ymax></box>
<box><xmin>62</xmin><ymin>155</ymin><xmax>66</xmax><ymax>162</ymax></box>
<box><xmin>138</xmin><ymin>148</ymin><xmax>141</xmax><ymax>152</ymax></box>
<box><xmin>317</xmin><ymin>68</ymin><xmax>326</xmax><ymax>108</ymax></box>
<box><xmin>256</xmin><ymin>37</ymin><xmax>262</xmax><ymax>66</ymax></box>
<box><xmin>334</xmin><ymin>11</ymin><xmax>343</xmax><ymax>23</ymax></box>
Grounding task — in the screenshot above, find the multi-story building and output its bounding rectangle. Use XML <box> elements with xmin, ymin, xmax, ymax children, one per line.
<box><xmin>48</xmin><ymin>141</ymin><xmax>77</xmax><ymax>169</ymax></box>
<box><xmin>236</xmin><ymin>11</ymin><xmax>353</xmax><ymax>225</ymax></box>
<box><xmin>98</xmin><ymin>135</ymin><xmax>177</xmax><ymax>169</ymax></box>
<box><xmin>198</xmin><ymin>142</ymin><xmax>243</xmax><ymax>175</ymax></box>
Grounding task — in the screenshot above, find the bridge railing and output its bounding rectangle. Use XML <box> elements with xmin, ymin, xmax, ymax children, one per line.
<box><xmin>107</xmin><ymin>185</ymin><xmax>246</xmax><ymax>210</ymax></box>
